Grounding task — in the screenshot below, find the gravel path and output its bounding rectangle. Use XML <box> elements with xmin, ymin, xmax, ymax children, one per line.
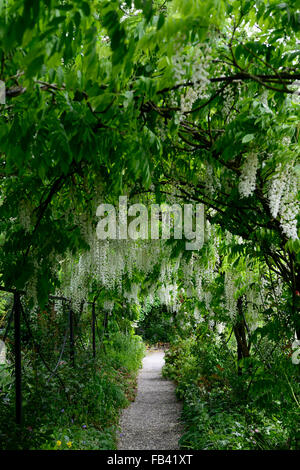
<box><xmin>118</xmin><ymin>350</ymin><xmax>183</xmax><ymax>450</ymax></box>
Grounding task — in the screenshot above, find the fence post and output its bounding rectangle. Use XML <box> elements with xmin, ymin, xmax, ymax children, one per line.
<box><xmin>92</xmin><ymin>302</ymin><xmax>96</xmax><ymax>359</ymax></box>
<box><xmin>13</xmin><ymin>293</ymin><xmax>22</xmax><ymax>426</ymax></box>
<box><xmin>69</xmin><ymin>308</ymin><xmax>75</xmax><ymax>367</ymax></box>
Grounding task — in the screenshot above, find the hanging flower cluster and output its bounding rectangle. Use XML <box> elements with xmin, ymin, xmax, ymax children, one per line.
<box><xmin>58</xmin><ymin>215</ymin><xmax>179</xmax><ymax>313</ymax></box>
<box><xmin>268</xmin><ymin>164</ymin><xmax>285</xmax><ymax>219</ymax></box>
<box><xmin>55</xmin><ymin>205</ymin><xmax>279</xmax><ymax>341</ymax></box>
<box><xmin>224</xmin><ymin>270</ymin><xmax>237</xmax><ymax>319</ymax></box>
<box><xmin>172</xmin><ymin>42</ymin><xmax>212</xmax><ymax>113</ymax></box>
<box><xmin>268</xmin><ymin>164</ymin><xmax>299</xmax><ymax>240</ymax></box>
<box><xmin>239</xmin><ymin>152</ymin><xmax>259</xmax><ymax>198</ymax></box>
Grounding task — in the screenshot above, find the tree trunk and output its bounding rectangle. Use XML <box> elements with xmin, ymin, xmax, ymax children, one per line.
<box><xmin>233</xmin><ymin>297</ymin><xmax>250</xmax><ymax>375</ymax></box>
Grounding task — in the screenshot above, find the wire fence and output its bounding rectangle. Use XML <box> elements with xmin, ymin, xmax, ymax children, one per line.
<box><xmin>0</xmin><ymin>286</ymin><xmax>107</xmax><ymax>426</ymax></box>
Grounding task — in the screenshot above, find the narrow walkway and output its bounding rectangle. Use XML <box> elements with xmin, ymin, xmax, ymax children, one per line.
<box><xmin>118</xmin><ymin>350</ymin><xmax>183</xmax><ymax>450</ymax></box>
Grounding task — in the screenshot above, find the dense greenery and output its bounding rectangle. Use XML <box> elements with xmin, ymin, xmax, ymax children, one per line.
<box><xmin>0</xmin><ymin>302</ymin><xmax>144</xmax><ymax>450</ymax></box>
<box><xmin>0</xmin><ymin>0</ymin><xmax>299</xmax><ymax>451</ymax></box>
<box><xmin>137</xmin><ymin>297</ymin><xmax>178</xmax><ymax>344</ymax></box>
<box><xmin>163</xmin><ymin>325</ymin><xmax>300</xmax><ymax>450</ymax></box>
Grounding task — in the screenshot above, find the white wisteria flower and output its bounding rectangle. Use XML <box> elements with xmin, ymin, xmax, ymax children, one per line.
<box><xmin>239</xmin><ymin>152</ymin><xmax>258</xmax><ymax>198</ymax></box>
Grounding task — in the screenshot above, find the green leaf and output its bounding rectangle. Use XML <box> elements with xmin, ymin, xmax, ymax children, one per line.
<box><xmin>81</xmin><ymin>2</ymin><xmax>91</xmax><ymax>16</ymax></box>
<box><xmin>242</xmin><ymin>134</ymin><xmax>255</xmax><ymax>143</ymax></box>
<box><xmin>157</xmin><ymin>13</ymin><xmax>165</xmax><ymax>30</ymax></box>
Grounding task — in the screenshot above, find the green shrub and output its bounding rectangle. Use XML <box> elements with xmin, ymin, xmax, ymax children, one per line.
<box><xmin>105</xmin><ymin>332</ymin><xmax>145</xmax><ymax>371</ymax></box>
<box><xmin>163</xmin><ymin>330</ymin><xmax>300</xmax><ymax>450</ymax></box>
<box><xmin>0</xmin><ymin>332</ymin><xmax>144</xmax><ymax>450</ymax></box>
<box><xmin>137</xmin><ymin>302</ymin><xmax>176</xmax><ymax>345</ymax></box>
